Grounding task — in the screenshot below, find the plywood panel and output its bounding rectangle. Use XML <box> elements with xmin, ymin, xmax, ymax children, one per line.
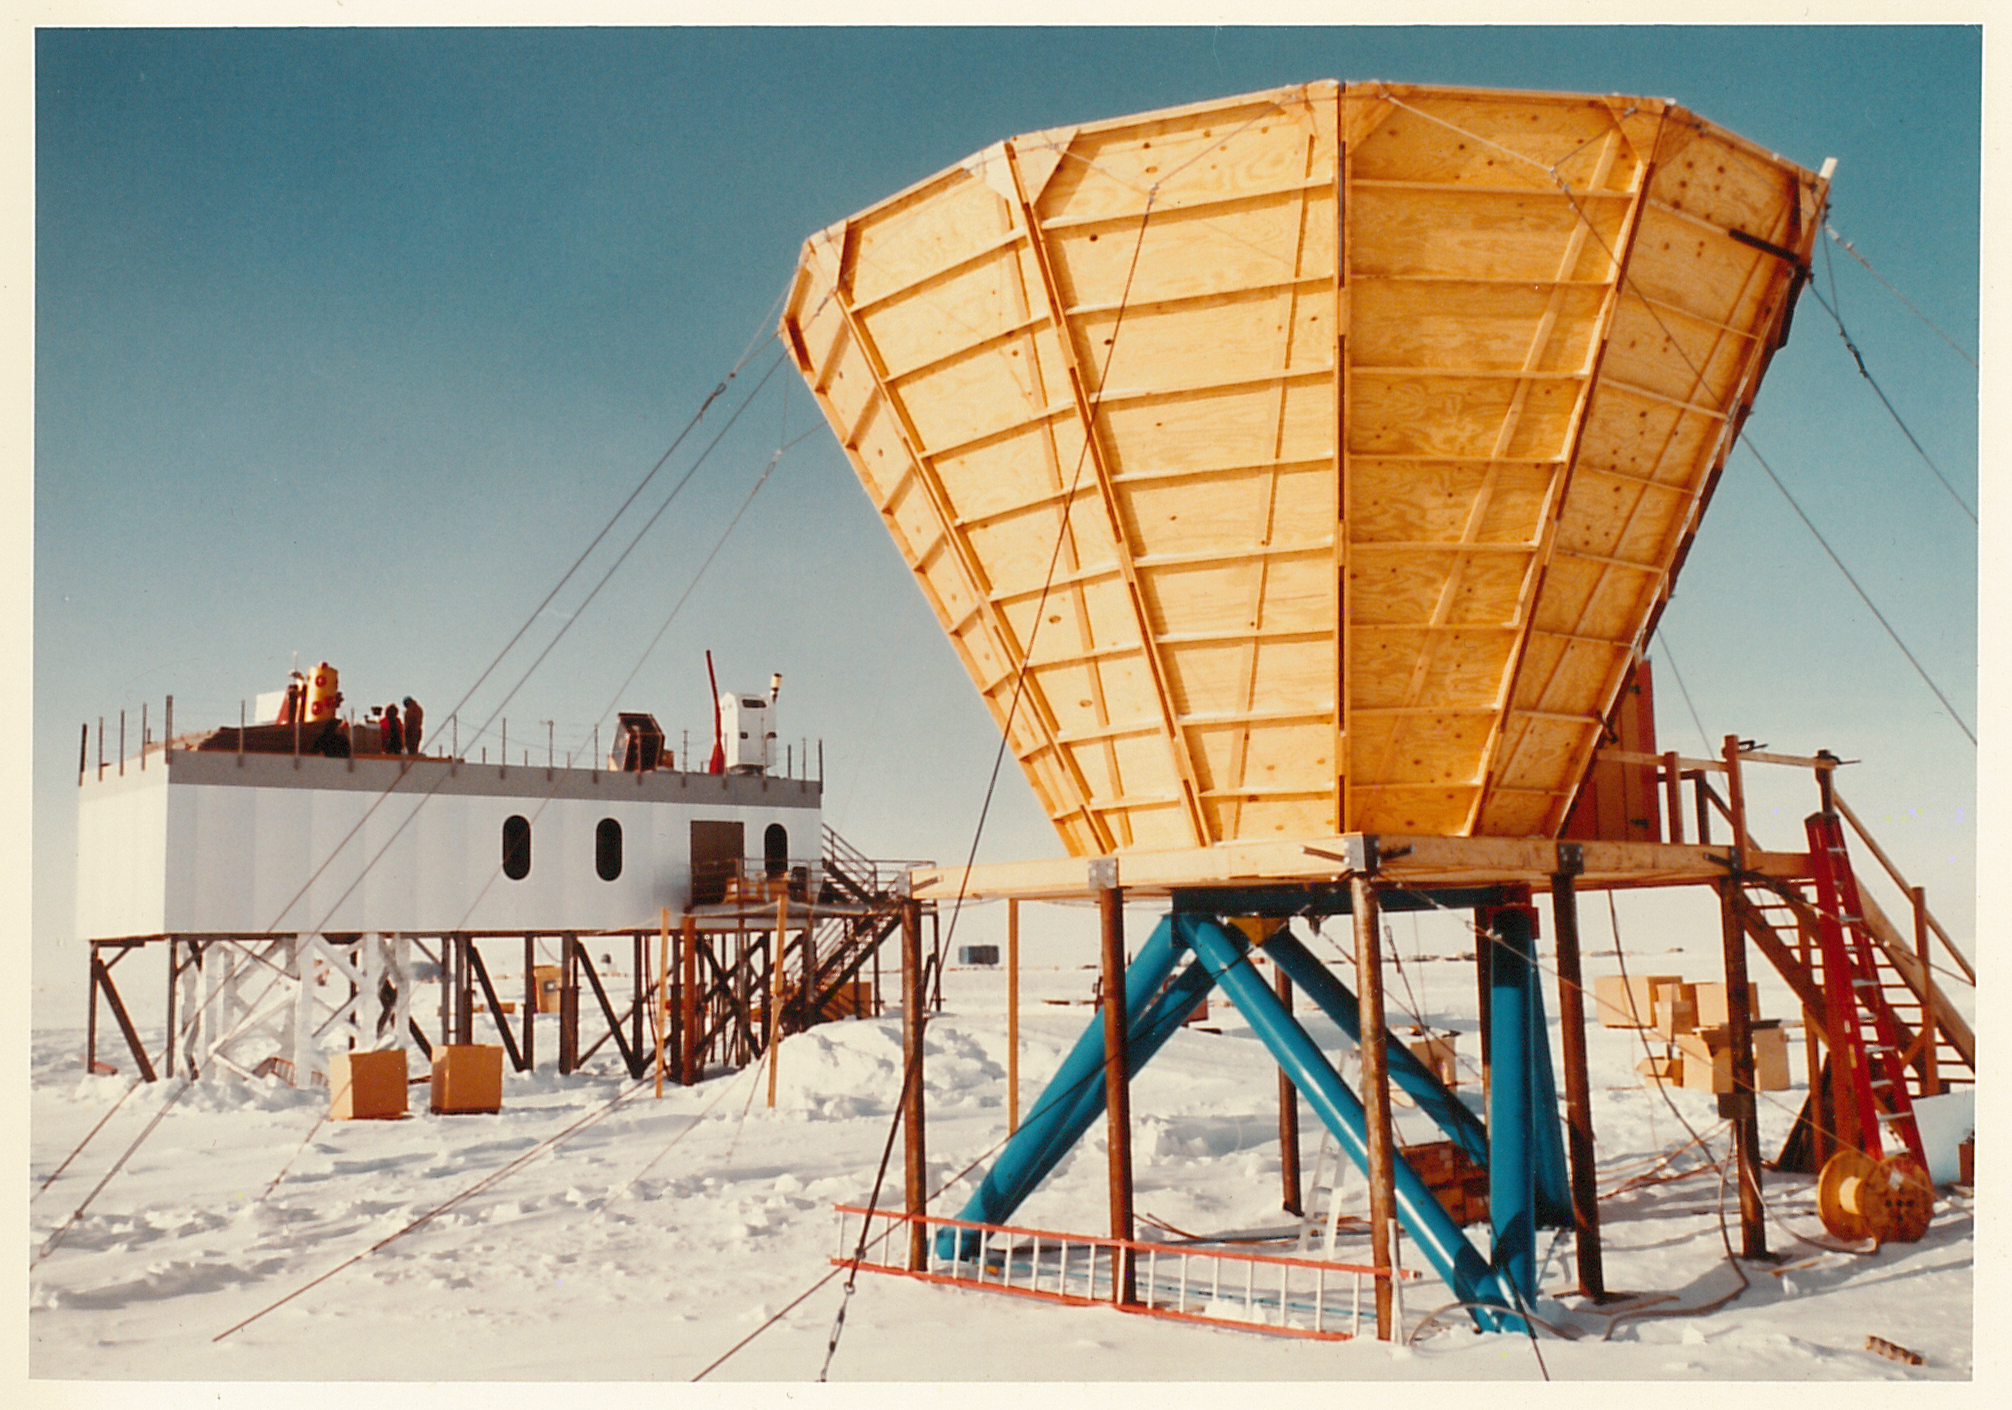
<box><xmin>783</xmin><ymin>78</ymin><xmax>1820</xmax><ymax>854</ymax></box>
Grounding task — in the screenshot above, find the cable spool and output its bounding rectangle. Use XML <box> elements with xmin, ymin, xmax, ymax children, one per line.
<box><xmin>1817</xmin><ymin>1147</ymin><xmax>1934</xmax><ymax>1244</ymax></box>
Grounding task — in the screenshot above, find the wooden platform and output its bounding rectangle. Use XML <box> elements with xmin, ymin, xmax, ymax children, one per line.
<box><xmin>909</xmin><ymin>833</ymin><xmax>1811</xmax><ymax>903</ymax></box>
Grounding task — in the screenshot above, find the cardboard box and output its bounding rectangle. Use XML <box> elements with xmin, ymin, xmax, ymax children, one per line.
<box><xmin>1751</xmin><ymin>1020</ymin><xmax>1789</xmax><ymax>1091</ymax></box>
<box><xmin>1693</xmin><ymin>981</ymin><xmax>1762</xmax><ymax>1029</ymax></box>
<box><xmin>1400</xmin><ymin>1140</ymin><xmax>1488</xmax><ymax>1225</ymax></box>
<box><xmin>1651</xmin><ymin>979</ymin><xmax>1697</xmax><ymax>1037</ymax></box>
<box><xmin>1675</xmin><ymin>1029</ymin><xmax>1731</xmax><ymax>1092</ymax></box>
<box><xmin>1407</xmin><ymin>1032</ymin><xmax>1460</xmax><ymax>1087</ymax></box>
<box><xmin>1593</xmin><ymin>973</ymin><xmax>1681</xmax><ymax>1029</ymax></box>
<box><xmin>430</xmin><ymin>1044</ymin><xmax>504</xmax><ymax>1115</ymax></box>
<box><xmin>1674</xmin><ymin>1022</ymin><xmax>1789</xmax><ymax>1094</ymax></box>
<box><xmin>1637</xmin><ymin>1053</ymin><xmax>1679</xmax><ymax>1083</ymax></box>
<box><xmin>330</xmin><ymin>1049</ymin><xmax>408</xmax><ymax>1120</ymax></box>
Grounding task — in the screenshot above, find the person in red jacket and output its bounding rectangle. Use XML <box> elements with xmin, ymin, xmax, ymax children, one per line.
<box><xmin>381</xmin><ymin>702</ymin><xmax>403</xmax><ymax>756</ymax></box>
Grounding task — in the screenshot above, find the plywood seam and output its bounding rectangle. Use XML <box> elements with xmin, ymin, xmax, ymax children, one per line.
<box><xmin>1227</xmin><ymin>121</ymin><xmax>1324</xmax><ymax>836</ymax></box>
<box><xmin>1036</xmin><ymin>174</ymin><xmax>1335</xmax><ymax>231</ymax></box>
<box><xmin>847</xmin><ymin>227</ymin><xmax>1026</xmax><ymax>316</ymax></box>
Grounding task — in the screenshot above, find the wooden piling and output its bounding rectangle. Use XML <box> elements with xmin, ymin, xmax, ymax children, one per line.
<box><xmin>1007</xmin><ymin>898</ymin><xmax>1021</xmax><ymax>1134</ymax></box>
<box><xmin>1550</xmin><ymin>851</ymin><xmax>1606</xmax><ymax>1301</ymax></box>
<box><xmin>1718</xmin><ymin>736</ymin><xmax>1766</xmax><ymax>1260</ymax></box>
<box><xmin>1099</xmin><ymin>884</ymin><xmax>1136</xmax><ymax>1305</ymax></box>
<box><xmin>901</xmin><ymin>898</ymin><xmax>928</xmax><ymax>1271</ymax></box>
<box><xmin>1277</xmin><ymin>963</ymin><xmax>1303</xmax><ymax>1216</ymax></box>
<box><xmin>1354</xmin><ymin>873</ymin><xmax>1396</xmax><ymax>1339</ymax></box>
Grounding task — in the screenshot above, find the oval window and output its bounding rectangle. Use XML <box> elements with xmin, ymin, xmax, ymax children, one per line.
<box><xmin>502</xmin><ymin>814</ymin><xmax>531</xmax><ymax>880</ymax></box>
<box><xmin>596</xmin><ymin>817</ymin><xmax>623</xmax><ymax>882</ymax></box>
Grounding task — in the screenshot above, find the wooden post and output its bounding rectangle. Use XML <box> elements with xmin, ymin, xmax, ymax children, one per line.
<box><xmin>1795</xmin><ymin>900</ymin><xmax>1827</xmax><ymax>1167</ymax></box>
<box><xmin>655</xmin><ymin>910</ymin><xmax>670</xmax><ymax>1098</ymax></box>
<box><xmin>1099</xmin><ymin>883</ymin><xmax>1135</xmax><ymax>1305</ymax></box>
<box><xmin>1718</xmin><ymin>882</ymin><xmax>1768</xmax><ymax>1260</ymax></box>
<box><xmin>559</xmin><ymin>936</ymin><xmax>579</xmax><ymax>1075</ymax></box>
<box><xmin>438</xmin><ymin>936</ymin><xmax>452</xmax><ymax>1048</ymax></box>
<box><xmin>86</xmin><ymin>941</ymin><xmax>100</xmax><ymax>1073</ymax></box>
<box><xmin>1474</xmin><ymin>904</ymin><xmax>1493</xmax><ymax>1107</ymax></box>
<box><xmin>1550</xmin><ymin>850</ymin><xmax>1606</xmax><ymax>1301</ymax></box>
<box><xmin>163</xmin><ymin>938</ymin><xmax>179</xmax><ymax>1079</ymax></box>
<box><xmin>458</xmin><ymin>935</ymin><xmax>475</xmax><ymax>1046</ymax></box>
<box><xmin>900</xmin><ymin>898</ymin><xmax>927</xmax><ymax>1271</ymax></box>
<box><xmin>1718</xmin><ymin>736</ymin><xmax>1765</xmax><ymax>1259</ymax></box>
<box><xmin>681</xmin><ymin>915</ymin><xmax>700</xmax><ymax>1083</ymax></box>
<box><xmin>1277</xmin><ymin>961</ymin><xmax>1303</xmax><ymax>1216</ymax></box>
<box><xmin>1662</xmin><ymin>749</ymin><xmax>1683</xmax><ymax>843</ymax></box>
<box><xmin>523</xmin><ymin>935</ymin><xmax>536</xmax><ymax>1072</ymax></box>
<box><xmin>1007</xmin><ymin>898</ymin><xmax>1021</xmax><ymax>1134</ymax></box>
<box><xmin>1913</xmin><ymin>886</ymin><xmax>1938</xmax><ymax>1097</ymax></box>
<box><xmin>1354</xmin><ymin>873</ymin><xmax>1396</xmax><ymax>1340</ymax></box>
<box><xmin>767</xmin><ymin>893</ymin><xmax>788</xmax><ymax>1108</ymax></box>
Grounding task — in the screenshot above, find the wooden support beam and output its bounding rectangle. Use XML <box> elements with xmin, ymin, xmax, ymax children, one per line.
<box><xmin>1276</xmin><ymin>961</ymin><xmax>1303</xmax><ymax>1217</ymax></box>
<box><xmin>1098</xmin><ymin>883</ymin><xmax>1137</xmax><ymax>1305</ymax></box>
<box><xmin>1550</xmin><ymin>850</ymin><xmax>1605</xmax><ymax>1301</ymax></box>
<box><xmin>521</xmin><ymin>936</ymin><xmax>536</xmax><ymax>1073</ymax></box>
<box><xmin>1719</xmin><ymin>880</ymin><xmax>1767</xmax><ymax>1260</ymax></box>
<box><xmin>1007</xmin><ymin>898</ymin><xmax>1021</xmax><ymax>1135</ymax></box>
<box><xmin>1354</xmin><ymin>873</ymin><xmax>1396</xmax><ymax>1340</ymax></box>
<box><xmin>680</xmin><ymin>915</ymin><xmax>699</xmax><ymax>1084</ymax></box>
<box><xmin>901</xmin><ymin>898</ymin><xmax>927</xmax><ymax>1272</ymax></box>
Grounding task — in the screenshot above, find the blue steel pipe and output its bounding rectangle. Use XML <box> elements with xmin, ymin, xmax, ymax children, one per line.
<box><xmin>1487</xmin><ymin>905</ymin><xmax>1537</xmax><ymax>1311</ymax></box>
<box><xmin>1263</xmin><ymin>931</ymin><xmax>1489</xmax><ymax>1166</ymax></box>
<box><xmin>1525</xmin><ymin>958</ymin><xmax>1574</xmax><ymax>1227</ymax></box>
<box><xmin>942</xmin><ymin>919</ymin><xmax>1212</xmax><ymax>1255</ymax></box>
<box><xmin>1184</xmin><ymin>917</ymin><xmax>1518</xmax><ymax>1333</ymax></box>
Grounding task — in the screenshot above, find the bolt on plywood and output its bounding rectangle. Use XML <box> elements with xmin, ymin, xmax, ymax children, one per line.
<box><xmin>783</xmin><ymin>81</ymin><xmax>1824</xmax><ymax>855</ymax></box>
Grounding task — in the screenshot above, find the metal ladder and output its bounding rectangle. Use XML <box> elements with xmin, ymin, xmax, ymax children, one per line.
<box><xmin>1803</xmin><ymin>811</ymin><xmax>1927</xmax><ymax>1165</ymax></box>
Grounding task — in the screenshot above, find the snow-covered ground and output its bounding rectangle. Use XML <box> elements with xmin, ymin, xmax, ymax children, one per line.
<box><xmin>28</xmin><ymin>901</ymin><xmax>1975</xmax><ymax>1382</ymax></box>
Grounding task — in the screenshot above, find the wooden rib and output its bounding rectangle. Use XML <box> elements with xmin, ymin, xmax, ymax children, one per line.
<box><xmin>1501</xmin><ymin>166</ymin><xmax>1807</xmax><ymax>830</ymax></box>
<box><xmin>990</xmin><ymin>156</ymin><xmax>1133</xmax><ymax>846</ymax></box>
<box><xmin>1464</xmin><ymin>118</ymin><xmax>1659</xmax><ymax>830</ymax></box>
<box><xmin>1367</xmin><ymin>123</ymin><xmax>1630</xmax><ymax>821</ymax></box>
<box><xmin>818</xmin><ymin>215</ymin><xmax>1116</xmax><ymax>853</ymax></box>
<box><xmin>1007</xmin><ymin>137</ymin><xmax>1213</xmax><ymax>847</ymax></box>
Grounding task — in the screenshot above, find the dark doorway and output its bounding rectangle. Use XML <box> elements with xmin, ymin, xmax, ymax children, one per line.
<box><xmin>763</xmin><ymin>823</ymin><xmax>789</xmax><ymax>878</ymax></box>
<box><xmin>689</xmin><ymin>819</ymin><xmax>744</xmax><ymax>906</ymax></box>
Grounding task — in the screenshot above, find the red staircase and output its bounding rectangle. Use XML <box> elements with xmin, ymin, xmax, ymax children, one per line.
<box><xmin>1802</xmin><ymin>811</ymin><xmax>1927</xmax><ymax>1165</ymax></box>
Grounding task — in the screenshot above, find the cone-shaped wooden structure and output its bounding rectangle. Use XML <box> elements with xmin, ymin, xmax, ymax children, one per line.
<box><xmin>783</xmin><ymin>81</ymin><xmax>1824</xmax><ymax>855</ymax></box>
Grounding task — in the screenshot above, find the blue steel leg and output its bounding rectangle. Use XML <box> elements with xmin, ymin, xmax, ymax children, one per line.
<box><xmin>1265</xmin><ymin>931</ymin><xmax>1489</xmax><ymax>1166</ymax></box>
<box><xmin>1184</xmin><ymin>917</ymin><xmax>1518</xmax><ymax>1333</ymax></box>
<box><xmin>1487</xmin><ymin>906</ymin><xmax>1537</xmax><ymax>1313</ymax></box>
<box><xmin>944</xmin><ymin>918</ymin><xmax>1212</xmax><ymax>1255</ymax></box>
<box><xmin>1525</xmin><ymin>957</ymin><xmax>1574</xmax><ymax>1228</ymax></box>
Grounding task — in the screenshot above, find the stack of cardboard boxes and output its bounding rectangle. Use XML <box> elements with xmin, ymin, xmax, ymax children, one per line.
<box><xmin>1592</xmin><ymin>973</ymin><xmax>1789</xmax><ymax>1093</ymax></box>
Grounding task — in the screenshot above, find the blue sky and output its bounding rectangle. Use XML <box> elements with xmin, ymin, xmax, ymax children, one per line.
<box><xmin>26</xmin><ymin>24</ymin><xmax>1982</xmax><ymax>1017</ymax></box>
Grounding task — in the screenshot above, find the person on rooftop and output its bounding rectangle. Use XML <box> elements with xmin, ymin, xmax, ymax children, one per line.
<box><xmin>381</xmin><ymin>701</ymin><xmax>403</xmax><ymax>756</ymax></box>
<box><xmin>402</xmin><ymin>696</ymin><xmax>424</xmax><ymax>756</ymax></box>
